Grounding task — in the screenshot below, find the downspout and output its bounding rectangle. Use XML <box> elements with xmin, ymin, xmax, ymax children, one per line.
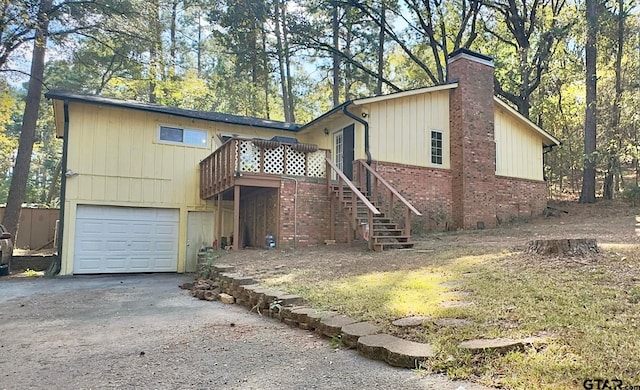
<box><xmin>342</xmin><ymin>105</ymin><xmax>371</xmax><ymax>193</ymax></box>
<box><xmin>52</xmin><ymin>100</ymin><xmax>70</xmax><ymax>275</ymax></box>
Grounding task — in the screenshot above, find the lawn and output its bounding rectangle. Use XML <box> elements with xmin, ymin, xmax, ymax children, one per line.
<box><xmin>222</xmin><ymin>200</ymin><xmax>640</xmax><ymax>389</ymax></box>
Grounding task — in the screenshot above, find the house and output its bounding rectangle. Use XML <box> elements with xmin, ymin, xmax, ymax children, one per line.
<box><xmin>46</xmin><ymin>49</ymin><xmax>559</xmax><ymax>275</ymax></box>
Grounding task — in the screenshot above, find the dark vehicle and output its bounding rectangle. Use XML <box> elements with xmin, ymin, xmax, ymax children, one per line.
<box><xmin>0</xmin><ymin>224</ymin><xmax>13</xmax><ymax>276</ymax></box>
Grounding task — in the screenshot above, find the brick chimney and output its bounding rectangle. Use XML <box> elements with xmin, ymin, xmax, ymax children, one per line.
<box><xmin>447</xmin><ymin>49</ymin><xmax>496</xmax><ymax>230</ymax></box>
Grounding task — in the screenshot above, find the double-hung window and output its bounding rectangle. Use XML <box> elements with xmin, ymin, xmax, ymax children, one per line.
<box><xmin>431</xmin><ymin>130</ymin><xmax>443</xmax><ymax>165</ymax></box>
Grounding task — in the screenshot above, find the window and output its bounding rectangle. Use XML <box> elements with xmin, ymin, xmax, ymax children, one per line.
<box><xmin>431</xmin><ymin>130</ymin><xmax>443</xmax><ymax>165</ymax></box>
<box><xmin>159</xmin><ymin>126</ymin><xmax>208</xmax><ymax>147</ymax></box>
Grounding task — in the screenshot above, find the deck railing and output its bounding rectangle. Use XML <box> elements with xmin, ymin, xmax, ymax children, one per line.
<box><xmin>355</xmin><ymin>160</ymin><xmax>422</xmax><ymax>236</ymax></box>
<box><xmin>200</xmin><ymin>138</ymin><xmax>329</xmax><ymax>199</ymax></box>
<box><xmin>326</xmin><ymin>157</ymin><xmax>380</xmax><ymax>250</ymax></box>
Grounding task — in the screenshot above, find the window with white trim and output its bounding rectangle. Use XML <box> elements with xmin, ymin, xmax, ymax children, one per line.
<box><xmin>158</xmin><ymin>125</ymin><xmax>208</xmax><ymax>147</ymax></box>
<box><xmin>431</xmin><ymin>130</ymin><xmax>443</xmax><ymax>165</ymax></box>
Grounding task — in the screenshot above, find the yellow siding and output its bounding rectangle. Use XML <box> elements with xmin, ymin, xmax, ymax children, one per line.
<box><xmin>366</xmin><ymin>90</ymin><xmax>450</xmax><ymax>168</ymax></box>
<box><xmin>494</xmin><ymin>106</ymin><xmax>544</xmax><ymax>180</ymax></box>
<box><xmin>60</xmin><ymin>102</ymin><xmax>282</xmax><ymax>275</ymax></box>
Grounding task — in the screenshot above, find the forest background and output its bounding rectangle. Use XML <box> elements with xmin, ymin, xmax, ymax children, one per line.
<box><xmin>0</xmin><ymin>0</ymin><xmax>637</xmax><ymax>230</ymax></box>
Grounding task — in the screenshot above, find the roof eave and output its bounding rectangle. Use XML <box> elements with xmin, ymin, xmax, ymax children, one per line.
<box><xmin>352</xmin><ymin>83</ymin><xmax>458</xmax><ymax>106</ymax></box>
<box><xmin>44</xmin><ymin>90</ymin><xmax>301</xmax><ymax>132</ymax></box>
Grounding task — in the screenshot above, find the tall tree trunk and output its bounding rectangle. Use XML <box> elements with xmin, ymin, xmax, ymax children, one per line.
<box><xmin>332</xmin><ymin>1</ymin><xmax>340</xmax><ymax>107</ymax></box>
<box><xmin>579</xmin><ymin>0</ymin><xmax>597</xmax><ymax>203</ymax></box>
<box><xmin>261</xmin><ymin>25</ymin><xmax>270</xmax><ymax>119</ymax></box>
<box><xmin>282</xmin><ymin>2</ymin><xmax>295</xmax><ymax>122</ymax></box>
<box><xmin>375</xmin><ymin>0</ymin><xmax>385</xmax><ymax>96</ymax></box>
<box><xmin>197</xmin><ymin>9</ymin><xmax>202</xmax><ymax>78</ymax></box>
<box><xmin>46</xmin><ymin>160</ymin><xmax>61</xmax><ymax>205</ymax></box>
<box><xmin>2</xmin><ymin>0</ymin><xmax>52</xmax><ymax>238</ymax></box>
<box><xmin>343</xmin><ymin>24</ymin><xmax>352</xmax><ymax>101</ymax></box>
<box><xmin>603</xmin><ymin>0</ymin><xmax>625</xmax><ymax>199</ymax></box>
<box><xmin>274</xmin><ymin>0</ymin><xmax>291</xmax><ymax>122</ymax></box>
<box><xmin>169</xmin><ymin>0</ymin><xmax>178</xmax><ymax>79</ymax></box>
<box><xmin>148</xmin><ymin>0</ymin><xmax>162</xmax><ymax>103</ymax></box>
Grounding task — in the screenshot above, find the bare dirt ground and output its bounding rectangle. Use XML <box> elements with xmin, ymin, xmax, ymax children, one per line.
<box><xmin>223</xmin><ymin>200</ymin><xmax>640</xmax><ymax>282</ymax></box>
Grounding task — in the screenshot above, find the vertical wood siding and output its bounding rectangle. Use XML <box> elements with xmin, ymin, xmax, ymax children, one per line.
<box><xmin>365</xmin><ymin>90</ymin><xmax>450</xmax><ymax>168</ymax></box>
<box><xmin>494</xmin><ymin>106</ymin><xmax>544</xmax><ymax>181</ymax></box>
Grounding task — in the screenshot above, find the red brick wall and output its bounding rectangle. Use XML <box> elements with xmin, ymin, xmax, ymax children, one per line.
<box><xmin>365</xmin><ymin>161</ymin><xmax>453</xmax><ymax>231</ymax></box>
<box><xmin>448</xmin><ymin>50</ymin><xmax>497</xmax><ymax>229</ymax></box>
<box><xmin>495</xmin><ymin>176</ymin><xmax>548</xmax><ymax>222</ymax></box>
<box><xmin>279</xmin><ymin>178</ymin><xmax>348</xmax><ymax>248</ymax></box>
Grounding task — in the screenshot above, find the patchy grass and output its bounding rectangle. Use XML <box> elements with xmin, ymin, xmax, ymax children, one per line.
<box><xmin>261</xmin><ymin>247</ymin><xmax>640</xmax><ymax>389</ymax></box>
<box><xmin>226</xmin><ymin>200</ymin><xmax>640</xmax><ymax>389</ymax></box>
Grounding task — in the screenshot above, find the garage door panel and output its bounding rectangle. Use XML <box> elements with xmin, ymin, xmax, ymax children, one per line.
<box><xmin>74</xmin><ymin>206</ymin><xmax>179</xmax><ymax>274</ymax></box>
<box><xmin>104</xmin><ymin>257</ymin><xmax>127</xmax><ymax>270</ymax></box>
<box><xmin>152</xmin><ymin>257</ymin><xmax>175</xmax><ymax>269</ymax></box>
<box><xmin>107</xmin><ymin>223</ymin><xmax>130</xmax><ymax>234</ymax></box>
<box><xmin>80</xmin><ymin>222</ymin><xmax>104</xmax><ymax>234</ymax></box>
<box><xmin>129</xmin><ymin>258</ymin><xmax>152</xmax><ymax>269</ymax></box>
<box><xmin>77</xmin><ymin>257</ymin><xmax>102</xmax><ymax>272</ymax></box>
<box><xmin>130</xmin><ymin>241</ymin><xmax>151</xmax><ymax>251</ymax></box>
<box><xmin>156</xmin><ymin>241</ymin><xmax>175</xmax><ymax>252</ymax></box>
<box><xmin>79</xmin><ymin>240</ymin><xmax>103</xmax><ymax>252</ymax></box>
<box><xmin>106</xmin><ymin>240</ymin><xmax>128</xmax><ymax>251</ymax></box>
<box><xmin>155</xmin><ymin>209</ymin><xmax>179</xmax><ymax>221</ymax></box>
<box><xmin>156</xmin><ymin>224</ymin><xmax>177</xmax><ymax>235</ymax></box>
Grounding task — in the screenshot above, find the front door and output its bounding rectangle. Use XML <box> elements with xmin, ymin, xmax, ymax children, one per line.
<box><xmin>186</xmin><ymin>211</ymin><xmax>214</xmax><ymax>273</ymax></box>
<box><xmin>334</xmin><ymin>124</ymin><xmax>355</xmax><ymax>180</ymax></box>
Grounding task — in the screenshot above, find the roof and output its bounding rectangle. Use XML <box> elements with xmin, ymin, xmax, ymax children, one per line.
<box><xmin>494</xmin><ymin>97</ymin><xmax>560</xmax><ymax>146</ymax></box>
<box><xmin>299</xmin><ymin>83</ymin><xmax>459</xmax><ymax>131</ymax></box>
<box><xmin>352</xmin><ymin>83</ymin><xmax>458</xmax><ymax>105</ymax></box>
<box><xmin>45</xmin><ymin>90</ymin><xmax>301</xmax><ymax>132</ymax></box>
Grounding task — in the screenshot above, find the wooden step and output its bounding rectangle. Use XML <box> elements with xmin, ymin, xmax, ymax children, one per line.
<box><xmin>370</xmin><ymin>222</ymin><xmax>395</xmax><ymax>228</ymax></box>
<box><xmin>372</xmin><ymin>229</ymin><xmax>404</xmax><ymax>236</ymax></box>
<box><xmin>372</xmin><ymin>235</ymin><xmax>412</xmax><ymax>244</ymax></box>
<box><xmin>373</xmin><ymin>242</ymin><xmax>415</xmax><ymax>252</ymax></box>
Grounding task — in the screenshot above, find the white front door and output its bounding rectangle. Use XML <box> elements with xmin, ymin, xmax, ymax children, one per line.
<box><xmin>186</xmin><ymin>211</ymin><xmax>214</xmax><ymax>272</ymax></box>
<box><xmin>74</xmin><ymin>205</ymin><xmax>179</xmax><ymax>274</ymax></box>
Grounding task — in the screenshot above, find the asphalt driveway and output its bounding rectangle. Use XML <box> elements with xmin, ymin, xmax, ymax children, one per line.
<box><xmin>0</xmin><ymin>274</ymin><xmax>489</xmax><ymax>389</ymax></box>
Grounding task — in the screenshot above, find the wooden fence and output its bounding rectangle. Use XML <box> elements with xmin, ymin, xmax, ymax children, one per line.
<box><xmin>0</xmin><ymin>208</ymin><xmax>59</xmax><ymax>250</ymax></box>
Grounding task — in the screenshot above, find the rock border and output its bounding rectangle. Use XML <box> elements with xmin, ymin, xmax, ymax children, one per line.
<box><xmin>193</xmin><ymin>263</ymin><xmax>436</xmax><ymax>369</ymax></box>
<box><xmin>189</xmin><ymin>263</ymin><xmax>549</xmax><ymax>372</ymax></box>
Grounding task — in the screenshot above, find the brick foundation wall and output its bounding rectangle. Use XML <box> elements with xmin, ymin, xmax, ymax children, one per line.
<box><xmin>367</xmin><ymin>161</ymin><xmax>453</xmax><ymax>231</ymax></box>
<box><xmin>279</xmin><ymin>178</ymin><xmax>348</xmax><ymax>248</ymax></box>
<box><xmin>448</xmin><ymin>50</ymin><xmax>497</xmax><ymax>230</ymax></box>
<box><xmin>495</xmin><ymin>176</ymin><xmax>548</xmax><ymax>222</ymax></box>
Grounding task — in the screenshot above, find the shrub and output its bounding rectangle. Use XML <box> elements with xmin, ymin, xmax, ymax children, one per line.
<box><xmin>622</xmin><ymin>185</ymin><xmax>640</xmax><ymax>206</ymax></box>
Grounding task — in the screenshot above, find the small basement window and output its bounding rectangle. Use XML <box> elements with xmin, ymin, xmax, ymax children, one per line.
<box><xmin>431</xmin><ymin>130</ymin><xmax>443</xmax><ymax>165</ymax></box>
<box><xmin>159</xmin><ymin>125</ymin><xmax>208</xmax><ymax>147</ymax></box>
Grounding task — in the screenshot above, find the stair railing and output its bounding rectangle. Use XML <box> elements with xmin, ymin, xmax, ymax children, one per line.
<box><xmin>355</xmin><ymin>161</ymin><xmax>422</xmax><ymax>236</ymax></box>
<box><xmin>326</xmin><ymin>157</ymin><xmax>380</xmax><ymax>249</ymax></box>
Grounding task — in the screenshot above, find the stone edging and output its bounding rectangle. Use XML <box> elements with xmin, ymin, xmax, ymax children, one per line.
<box><xmin>209</xmin><ymin>264</ymin><xmax>436</xmax><ymax>369</ymax></box>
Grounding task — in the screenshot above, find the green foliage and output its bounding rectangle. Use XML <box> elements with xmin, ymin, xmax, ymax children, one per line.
<box><xmin>328</xmin><ymin>334</ymin><xmax>343</xmax><ymax>349</ymax></box>
<box><xmin>24</xmin><ymin>269</ymin><xmax>40</xmax><ymax>277</ymax></box>
<box><xmin>622</xmin><ymin>185</ymin><xmax>640</xmax><ymax>206</ymax></box>
<box><xmin>196</xmin><ymin>249</ymin><xmax>223</xmax><ymax>280</ymax></box>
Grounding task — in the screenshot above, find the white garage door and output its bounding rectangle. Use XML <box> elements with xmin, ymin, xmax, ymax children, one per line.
<box><xmin>74</xmin><ymin>205</ymin><xmax>179</xmax><ymax>274</ymax></box>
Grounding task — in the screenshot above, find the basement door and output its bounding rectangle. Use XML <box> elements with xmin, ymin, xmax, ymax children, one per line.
<box><xmin>334</xmin><ymin>124</ymin><xmax>355</xmax><ymax>180</ymax></box>
<box><xmin>73</xmin><ymin>205</ymin><xmax>179</xmax><ymax>274</ymax></box>
<box><xmin>186</xmin><ymin>211</ymin><xmax>214</xmax><ymax>273</ymax></box>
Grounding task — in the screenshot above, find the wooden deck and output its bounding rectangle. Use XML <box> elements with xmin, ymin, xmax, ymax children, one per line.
<box><xmin>200</xmin><ymin>138</ymin><xmax>329</xmax><ymax>199</ymax></box>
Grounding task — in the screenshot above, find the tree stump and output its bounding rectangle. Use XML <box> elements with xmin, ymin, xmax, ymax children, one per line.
<box><xmin>526</xmin><ymin>239</ymin><xmax>598</xmax><ymax>256</ymax></box>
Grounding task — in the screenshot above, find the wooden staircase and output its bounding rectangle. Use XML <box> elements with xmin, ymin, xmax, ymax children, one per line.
<box><xmin>332</xmin><ymin>184</ymin><xmax>415</xmax><ymax>251</ymax></box>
